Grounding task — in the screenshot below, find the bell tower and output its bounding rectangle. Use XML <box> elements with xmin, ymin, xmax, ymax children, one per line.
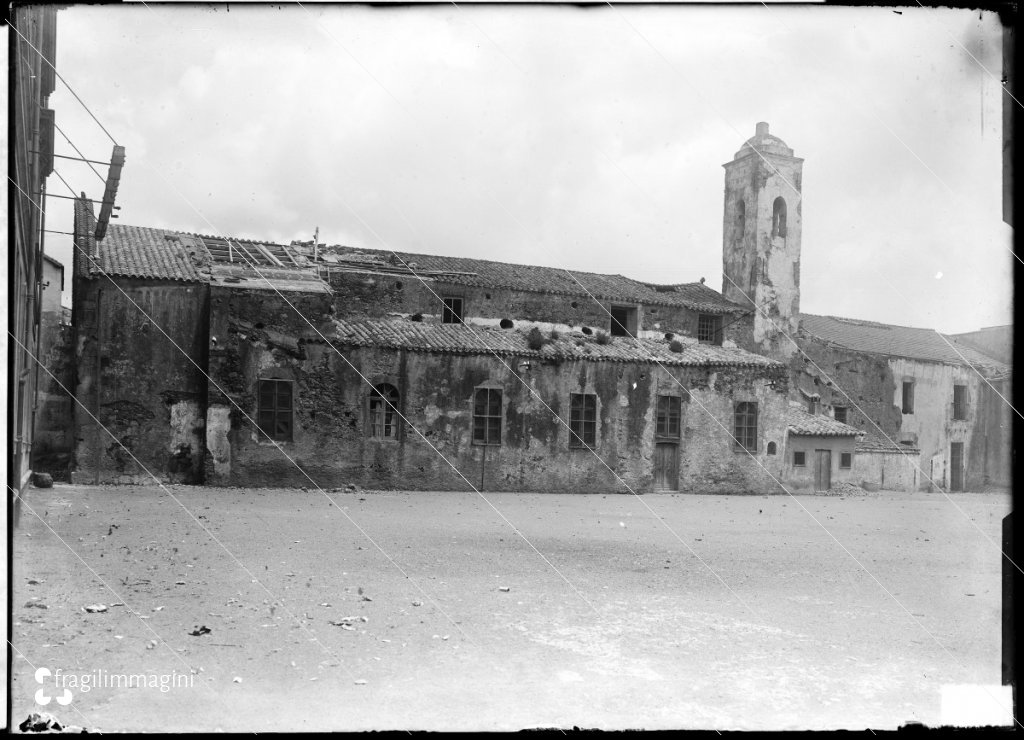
<box><xmin>722</xmin><ymin>122</ymin><xmax>803</xmax><ymax>358</ymax></box>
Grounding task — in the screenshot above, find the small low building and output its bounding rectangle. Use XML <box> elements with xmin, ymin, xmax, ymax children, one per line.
<box><xmin>783</xmin><ymin>406</ymin><xmax>862</xmax><ymax>492</ymax></box>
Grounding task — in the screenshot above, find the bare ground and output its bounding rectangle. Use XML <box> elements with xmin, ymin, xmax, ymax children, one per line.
<box><xmin>9</xmin><ymin>483</ymin><xmax>1010</xmax><ymax>731</ymax></box>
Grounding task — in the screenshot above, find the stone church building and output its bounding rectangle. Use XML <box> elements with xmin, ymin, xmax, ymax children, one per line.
<box><xmin>59</xmin><ymin>123</ymin><xmax>1010</xmax><ymax>493</ymax></box>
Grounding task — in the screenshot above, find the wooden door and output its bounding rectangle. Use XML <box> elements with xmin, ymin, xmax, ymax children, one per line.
<box><xmin>654</xmin><ymin>443</ymin><xmax>679</xmax><ymax>492</ymax></box>
<box><xmin>814</xmin><ymin>449</ymin><xmax>832</xmax><ymax>492</ymax></box>
<box><xmin>950</xmin><ymin>442</ymin><xmax>964</xmax><ymax>492</ymax></box>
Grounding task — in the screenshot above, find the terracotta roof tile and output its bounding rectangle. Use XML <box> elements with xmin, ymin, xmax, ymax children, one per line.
<box><xmin>325</xmin><ymin>246</ymin><xmax>745</xmax><ymax>313</ymax></box>
<box><xmin>330</xmin><ymin>317</ymin><xmax>783</xmax><ymax>368</ymax></box>
<box><xmin>787</xmin><ymin>408</ymin><xmax>862</xmax><ymax>437</ymax></box>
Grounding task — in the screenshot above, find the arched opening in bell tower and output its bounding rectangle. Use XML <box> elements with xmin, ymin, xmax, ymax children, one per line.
<box><xmin>772</xmin><ymin>197</ymin><xmax>787</xmax><ymax>238</ymax></box>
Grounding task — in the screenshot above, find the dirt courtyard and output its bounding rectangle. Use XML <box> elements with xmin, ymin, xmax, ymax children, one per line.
<box><xmin>9</xmin><ymin>483</ymin><xmax>1010</xmax><ymax>731</ymax></box>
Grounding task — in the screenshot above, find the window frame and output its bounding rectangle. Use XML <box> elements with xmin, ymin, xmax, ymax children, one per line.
<box><xmin>833</xmin><ymin>406</ymin><xmax>848</xmax><ymax>424</ymax></box>
<box><xmin>839</xmin><ymin>452</ymin><xmax>852</xmax><ymax>469</ymax></box>
<box><xmin>952</xmin><ymin>384</ymin><xmax>967</xmax><ymax>421</ymax></box>
<box><xmin>697</xmin><ymin>313</ymin><xmax>723</xmax><ymax>345</ymax></box>
<box><xmin>655</xmin><ymin>395</ymin><xmax>682</xmax><ymax>440</ymax></box>
<box><xmin>793</xmin><ymin>450</ymin><xmax>806</xmax><ymax>467</ymax></box>
<box><xmin>472</xmin><ymin>387</ymin><xmax>503</xmax><ymax>446</ymax></box>
<box><xmin>442</xmin><ymin>296</ymin><xmax>464</xmax><ymax>324</ymax></box>
<box><xmin>257</xmin><ymin>378</ymin><xmax>294</xmax><ymax>442</ymax></box>
<box><xmin>568</xmin><ymin>393</ymin><xmax>597</xmax><ymax>448</ymax></box>
<box><xmin>368</xmin><ymin>383</ymin><xmax>400</xmax><ymax>439</ymax></box>
<box><xmin>733</xmin><ymin>401</ymin><xmax>758</xmax><ymax>452</ymax></box>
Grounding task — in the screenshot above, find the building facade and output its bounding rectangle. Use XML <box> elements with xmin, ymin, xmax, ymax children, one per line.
<box><xmin>65</xmin><ymin>123</ymin><xmax>1010</xmax><ymax>494</ymax></box>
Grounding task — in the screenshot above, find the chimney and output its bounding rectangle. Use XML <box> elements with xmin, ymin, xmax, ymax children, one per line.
<box><xmin>755</xmin><ymin>121</ymin><xmax>769</xmax><ymax>138</ymax></box>
<box><xmin>807</xmin><ymin>394</ymin><xmax>820</xmax><ymax>415</ymax></box>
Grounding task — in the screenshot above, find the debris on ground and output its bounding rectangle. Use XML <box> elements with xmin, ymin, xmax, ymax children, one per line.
<box><xmin>83</xmin><ymin>604</ymin><xmax>108</xmax><ymax>613</ymax></box>
<box><xmin>25</xmin><ymin>601</ymin><xmax>48</xmax><ymax>609</ymax></box>
<box><xmin>498</xmin><ymin>587</ymin><xmax>510</xmax><ymax>592</ymax></box>
<box><xmin>822</xmin><ymin>481</ymin><xmax>867</xmax><ymax>497</ymax></box>
<box><xmin>233</xmin><ymin>676</ymin><xmax>243</xmax><ymax>683</ymax></box>
<box><xmin>412</xmin><ymin>601</ymin><xmax>422</xmax><ymax>606</ymax></box>
<box><xmin>354</xmin><ymin>679</ymin><xmax>367</xmax><ymax>685</ymax></box>
<box><xmin>146</xmin><ymin>640</ymin><xmax>158</xmax><ymax>650</ymax></box>
<box><xmin>31</xmin><ymin>472</ymin><xmax>53</xmax><ymax>489</ymax></box>
<box><xmin>27</xmin><ymin>578</ymin><xmax>44</xmax><ymax>585</ymax></box>
<box><xmin>188</xmin><ymin>625</ymin><xmax>212</xmax><ymax>636</ymax></box>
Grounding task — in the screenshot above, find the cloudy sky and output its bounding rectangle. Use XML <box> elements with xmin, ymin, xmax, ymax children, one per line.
<box><xmin>42</xmin><ymin>3</ymin><xmax>1011</xmax><ymax>334</ymax></box>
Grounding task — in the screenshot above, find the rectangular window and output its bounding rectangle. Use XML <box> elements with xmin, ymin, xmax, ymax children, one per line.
<box><xmin>368</xmin><ymin>384</ymin><xmax>400</xmax><ymax>438</ymax></box>
<box><xmin>609</xmin><ymin>305</ymin><xmax>637</xmax><ymax>337</ymax></box>
<box><xmin>734</xmin><ymin>401</ymin><xmax>758</xmax><ymax>451</ymax></box>
<box><xmin>902</xmin><ymin>381</ymin><xmax>915</xmax><ymax>414</ymax></box>
<box><xmin>953</xmin><ymin>384</ymin><xmax>967</xmax><ymax>420</ymax></box>
<box><xmin>840</xmin><ymin>452</ymin><xmax>852</xmax><ymax>469</ymax></box>
<box><xmin>442</xmin><ymin>297</ymin><xmax>464</xmax><ymax>324</ymax></box>
<box><xmin>473</xmin><ymin>387</ymin><xmax>502</xmax><ymax>445</ymax></box>
<box><xmin>656</xmin><ymin>395</ymin><xmax>682</xmax><ymax>438</ymax></box>
<box><xmin>833</xmin><ymin>406</ymin><xmax>848</xmax><ymax>424</ymax></box>
<box><xmin>258</xmin><ymin>379</ymin><xmax>294</xmax><ymax>442</ymax></box>
<box><xmin>569</xmin><ymin>393</ymin><xmax>597</xmax><ymax>448</ymax></box>
<box><xmin>793</xmin><ymin>450</ymin><xmax>806</xmax><ymax>467</ymax></box>
<box><xmin>697</xmin><ymin>314</ymin><xmax>723</xmax><ymax>345</ymax></box>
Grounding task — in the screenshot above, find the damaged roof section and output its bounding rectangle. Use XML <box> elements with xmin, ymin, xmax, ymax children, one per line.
<box><xmin>79</xmin><ymin>222</ymin><xmax>328</xmax><ymax>293</ymax></box>
<box><xmin>799</xmin><ymin>313</ymin><xmax>1008</xmax><ymax>373</ymax></box>
<box><xmin>317</xmin><ymin>245</ymin><xmax>746</xmax><ymax>314</ymax></box>
<box><xmin>855</xmin><ymin>433</ymin><xmax>921</xmax><ymax>454</ymax></box>
<box><xmin>329</xmin><ymin>317</ymin><xmax>783</xmax><ymax>368</ymax></box>
<box><xmin>786</xmin><ymin>407</ymin><xmax>862</xmax><ymax>437</ymax></box>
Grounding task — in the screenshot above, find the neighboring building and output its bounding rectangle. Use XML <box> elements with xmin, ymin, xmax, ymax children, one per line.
<box><xmin>784</xmin><ymin>405</ymin><xmax>862</xmax><ymax>492</ymax></box>
<box><xmin>31</xmin><ymin>255</ymin><xmax>75</xmax><ymax>480</ymax></box>
<box><xmin>9</xmin><ymin>4</ymin><xmax>58</xmax><ymax>503</ymax></box>
<box><xmin>788</xmin><ymin>315</ymin><xmax>1010</xmax><ymax>491</ymax></box>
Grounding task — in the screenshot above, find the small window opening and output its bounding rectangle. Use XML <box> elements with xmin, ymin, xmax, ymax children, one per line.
<box><xmin>834</xmin><ymin>406</ymin><xmax>848</xmax><ymax>424</ymax></box>
<box><xmin>767</xmin><ymin>441</ymin><xmax>777</xmax><ymax>455</ymax></box>
<box><xmin>902</xmin><ymin>380</ymin><xmax>915</xmax><ymax>414</ymax></box>
<box><xmin>793</xmin><ymin>450</ymin><xmax>806</xmax><ymax>467</ymax></box>
<box><xmin>840</xmin><ymin>452</ymin><xmax>852</xmax><ymax>469</ymax></box>
<box><xmin>772</xmin><ymin>197</ymin><xmax>787</xmax><ymax>238</ymax></box>
<box><xmin>609</xmin><ymin>305</ymin><xmax>637</xmax><ymax>337</ymax></box>
<box><xmin>736</xmin><ymin>199</ymin><xmax>745</xmax><ymax>233</ymax></box>
<box><xmin>953</xmin><ymin>384</ymin><xmax>967</xmax><ymax>420</ymax></box>
<box><xmin>499</xmin><ymin>318</ymin><xmax>514</xmax><ymax>329</ymax></box>
<box><xmin>442</xmin><ymin>297</ymin><xmax>464</xmax><ymax>324</ymax></box>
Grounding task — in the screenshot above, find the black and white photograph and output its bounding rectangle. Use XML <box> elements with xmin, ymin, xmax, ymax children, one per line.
<box><xmin>6</xmin><ymin>1</ymin><xmax>1016</xmax><ymax>731</ymax></box>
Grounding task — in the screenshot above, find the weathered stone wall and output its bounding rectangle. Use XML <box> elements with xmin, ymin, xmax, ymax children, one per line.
<box><xmin>780</xmin><ymin>434</ymin><xmax>857</xmax><ymax>491</ymax></box>
<box><xmin>790</xmin><ymin>336</ymin><xmax>902</xmax><ymax>440</ymax></box>
<box><xmin>207</xmin><ymin>294</ymin><xmax>791</xmax><ymax>493</ymax></box>
<box><xmin>852</xmin><ymin>450</ymin><xmax>920</xmax><ymax>492</ymax></box>
<box><xmin>73</xmin><ymin>278</ymin><xmax>210</xmax><ymax>484</ymax></box>
<box><xmin>326</xmin><ymin>270</ymin><xmax>750</xmax><ymax>346</ymax></box>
